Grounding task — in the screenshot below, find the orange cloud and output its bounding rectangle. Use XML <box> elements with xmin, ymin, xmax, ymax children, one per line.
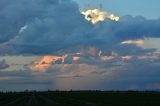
<box><xmin>121</xmin><ymin>56</ymin><xmax>132</xmax><ymax>60</ymax></box>
<box><xmin>121</xmin><ymin>39</ymin><xmax>144</xmax><ymax>45</ymax></box>
<box><xmin>72</xmin><ymin>56</ymin><xmax>80</xmax><ymax>62</ymax></box>
<box><xmin>76</xmin><ymin>52</ymin><xmax>81</xmax><ymax>55</ymax></box>
<box><xmin>31</xmin><ymin>55</ymin><xmax>68</xmax><ymax>71</ymax></box>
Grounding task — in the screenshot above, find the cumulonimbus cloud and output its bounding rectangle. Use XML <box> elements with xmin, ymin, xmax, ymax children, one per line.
<box><xmin>0</xmin><ymin>0</ymin><xmax>160</xmax><ymax>55</ymax></box>
<box><xmin>1</xmin><ymin>0</ymin><xmax>160</xmax><ymax>91</ymax></box>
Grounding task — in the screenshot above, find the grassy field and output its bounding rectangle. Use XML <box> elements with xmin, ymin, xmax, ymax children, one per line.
<box><xmin>0</xmin><ymin>91</ymin><xmax>160</xmax><ymax>106</ymax></box>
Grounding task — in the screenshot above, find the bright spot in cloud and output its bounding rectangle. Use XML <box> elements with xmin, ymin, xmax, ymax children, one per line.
<box><xmin>19</xmin><ymin>25</ymin><xmax>28</xmax><ymax>34</ymax></box>
<box><xmin>81</xmin><ymin>9</ymin><xmax>120</xmax><ymax>24</ymax></box>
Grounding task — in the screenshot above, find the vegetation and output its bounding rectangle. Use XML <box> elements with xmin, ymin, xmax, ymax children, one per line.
<box><xmin>0</xmin><ymin>90</ymin><xmax>160</xmax><ymax>106</ymax></box>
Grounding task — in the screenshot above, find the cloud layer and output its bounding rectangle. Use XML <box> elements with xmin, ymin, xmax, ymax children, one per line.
<box><xmin>1</xmin><ymin>53</ymin><xmax>160</xmax><ymax>91</ymax></box>
<box><xmin>0</xmin><ymin>0</ymin><xmax>160</xmax><ymax>91</ymax></box>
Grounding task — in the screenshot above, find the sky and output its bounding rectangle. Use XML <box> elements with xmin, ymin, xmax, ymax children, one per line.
<box><xmin>75</xmin><ymin>0</ymin><xmax>160</xmax><ymax>19</ymax></box>
<box><xmin>0</xmin><ymin>0</ymin><xmax>160</xmax><ymax>91</ymax></box>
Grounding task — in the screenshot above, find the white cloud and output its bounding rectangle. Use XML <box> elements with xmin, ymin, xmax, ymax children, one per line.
<box><xmin>19</xmin><ymin>25</ymin><xmax>28</xmax><ymax>34</ymax></box>
<box><xmin>81</xmin><ymin>9</ymin><xmax>119</xmax><ymax>24</ymax></box>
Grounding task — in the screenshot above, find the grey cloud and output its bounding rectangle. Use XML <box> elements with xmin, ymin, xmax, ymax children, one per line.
<box><xmin>0</xmin><ymin>0</ymin><xmax>160</xmax><ymax>55</ymax></box>
<box><xmin>112</xmin><ymin>44</ymin><xmax>156</xmax><ymax>56</ymax></box>
<box><xmin>115</xmin><ymin>15</ymin><xmax>160</xmax><ymax>40</ymax></box>
<box><xmin>0</xmin><ymin>70</ymin><xmax>55</xmax><ymax>91</ymax></box>
<box><xmin>0</xmin><ymin>55</ymin><xmax>160</xmax><ymax>91</ymax></box>
<box><xmin>0</xmin><ymin>0</ymin><xmax>60</xmax><ymax>43</ymax></box>
<box><xmin>96</xmin><ymin>59</ymin><xmax>160</xmax><ymax>90</ymax></box>
<box><xmin>0</xmin><ymin>59</ymin><xmax>9</xmax><ymax>70</ymax></box>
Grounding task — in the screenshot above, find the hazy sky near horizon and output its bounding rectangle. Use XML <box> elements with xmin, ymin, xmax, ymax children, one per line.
<box><xmin>0</xmin><ymin>0</ymin><xmax>160</xmax><ymax>91</ymax></box>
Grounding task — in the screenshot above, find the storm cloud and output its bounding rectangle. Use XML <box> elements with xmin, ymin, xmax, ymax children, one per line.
<box><xmin>0</xmin><ymin>0</ymin><xmax>160</xmax><ymax>55</ymax></box>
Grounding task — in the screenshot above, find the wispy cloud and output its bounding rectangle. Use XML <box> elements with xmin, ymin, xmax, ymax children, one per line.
<box><xmin>121</xmin><ymin>39</ymin><xmax>144</xmax><ymax>45</ymax></box>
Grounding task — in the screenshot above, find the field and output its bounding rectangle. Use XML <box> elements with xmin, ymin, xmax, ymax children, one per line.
<box><xmin>0</xmin><ymin>91</ymin><xmax>160</xmax><ymax>106</ymax></box>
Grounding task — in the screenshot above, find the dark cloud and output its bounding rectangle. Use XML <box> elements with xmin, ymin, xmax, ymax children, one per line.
<box><xmin>99</xmin><ymin>60</ymin><xmax>160</xmax><ymax>90</ymax></box>
<box><xmin>115</xmin><ymin>15</ymin><xmax>160</xmax><ymax>40</ymax></box>
<box><xmin>0</xmin><ymin>70</ymin><xmax>55</xmax><ymax>91</ymax></box>
<box><xmin>0</xmin><ymin>0</ymin><xmax>60</xmax><ymax>43</ymax></box>
<box><xmin>112</xmin><ymin>44</ymin><xmax>156</xmax><ymax>56</ymax></box>
<box><xmin>0</xmin><ymin>0</ymin><xmax>160</xmax><ymax>55</ymax></box>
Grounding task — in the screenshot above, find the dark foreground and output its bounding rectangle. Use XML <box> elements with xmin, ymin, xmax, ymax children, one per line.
<box><xmin>0</xmin><ymin>91</ymin><xmax>160</xmax><ymax>106</ymax></box>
